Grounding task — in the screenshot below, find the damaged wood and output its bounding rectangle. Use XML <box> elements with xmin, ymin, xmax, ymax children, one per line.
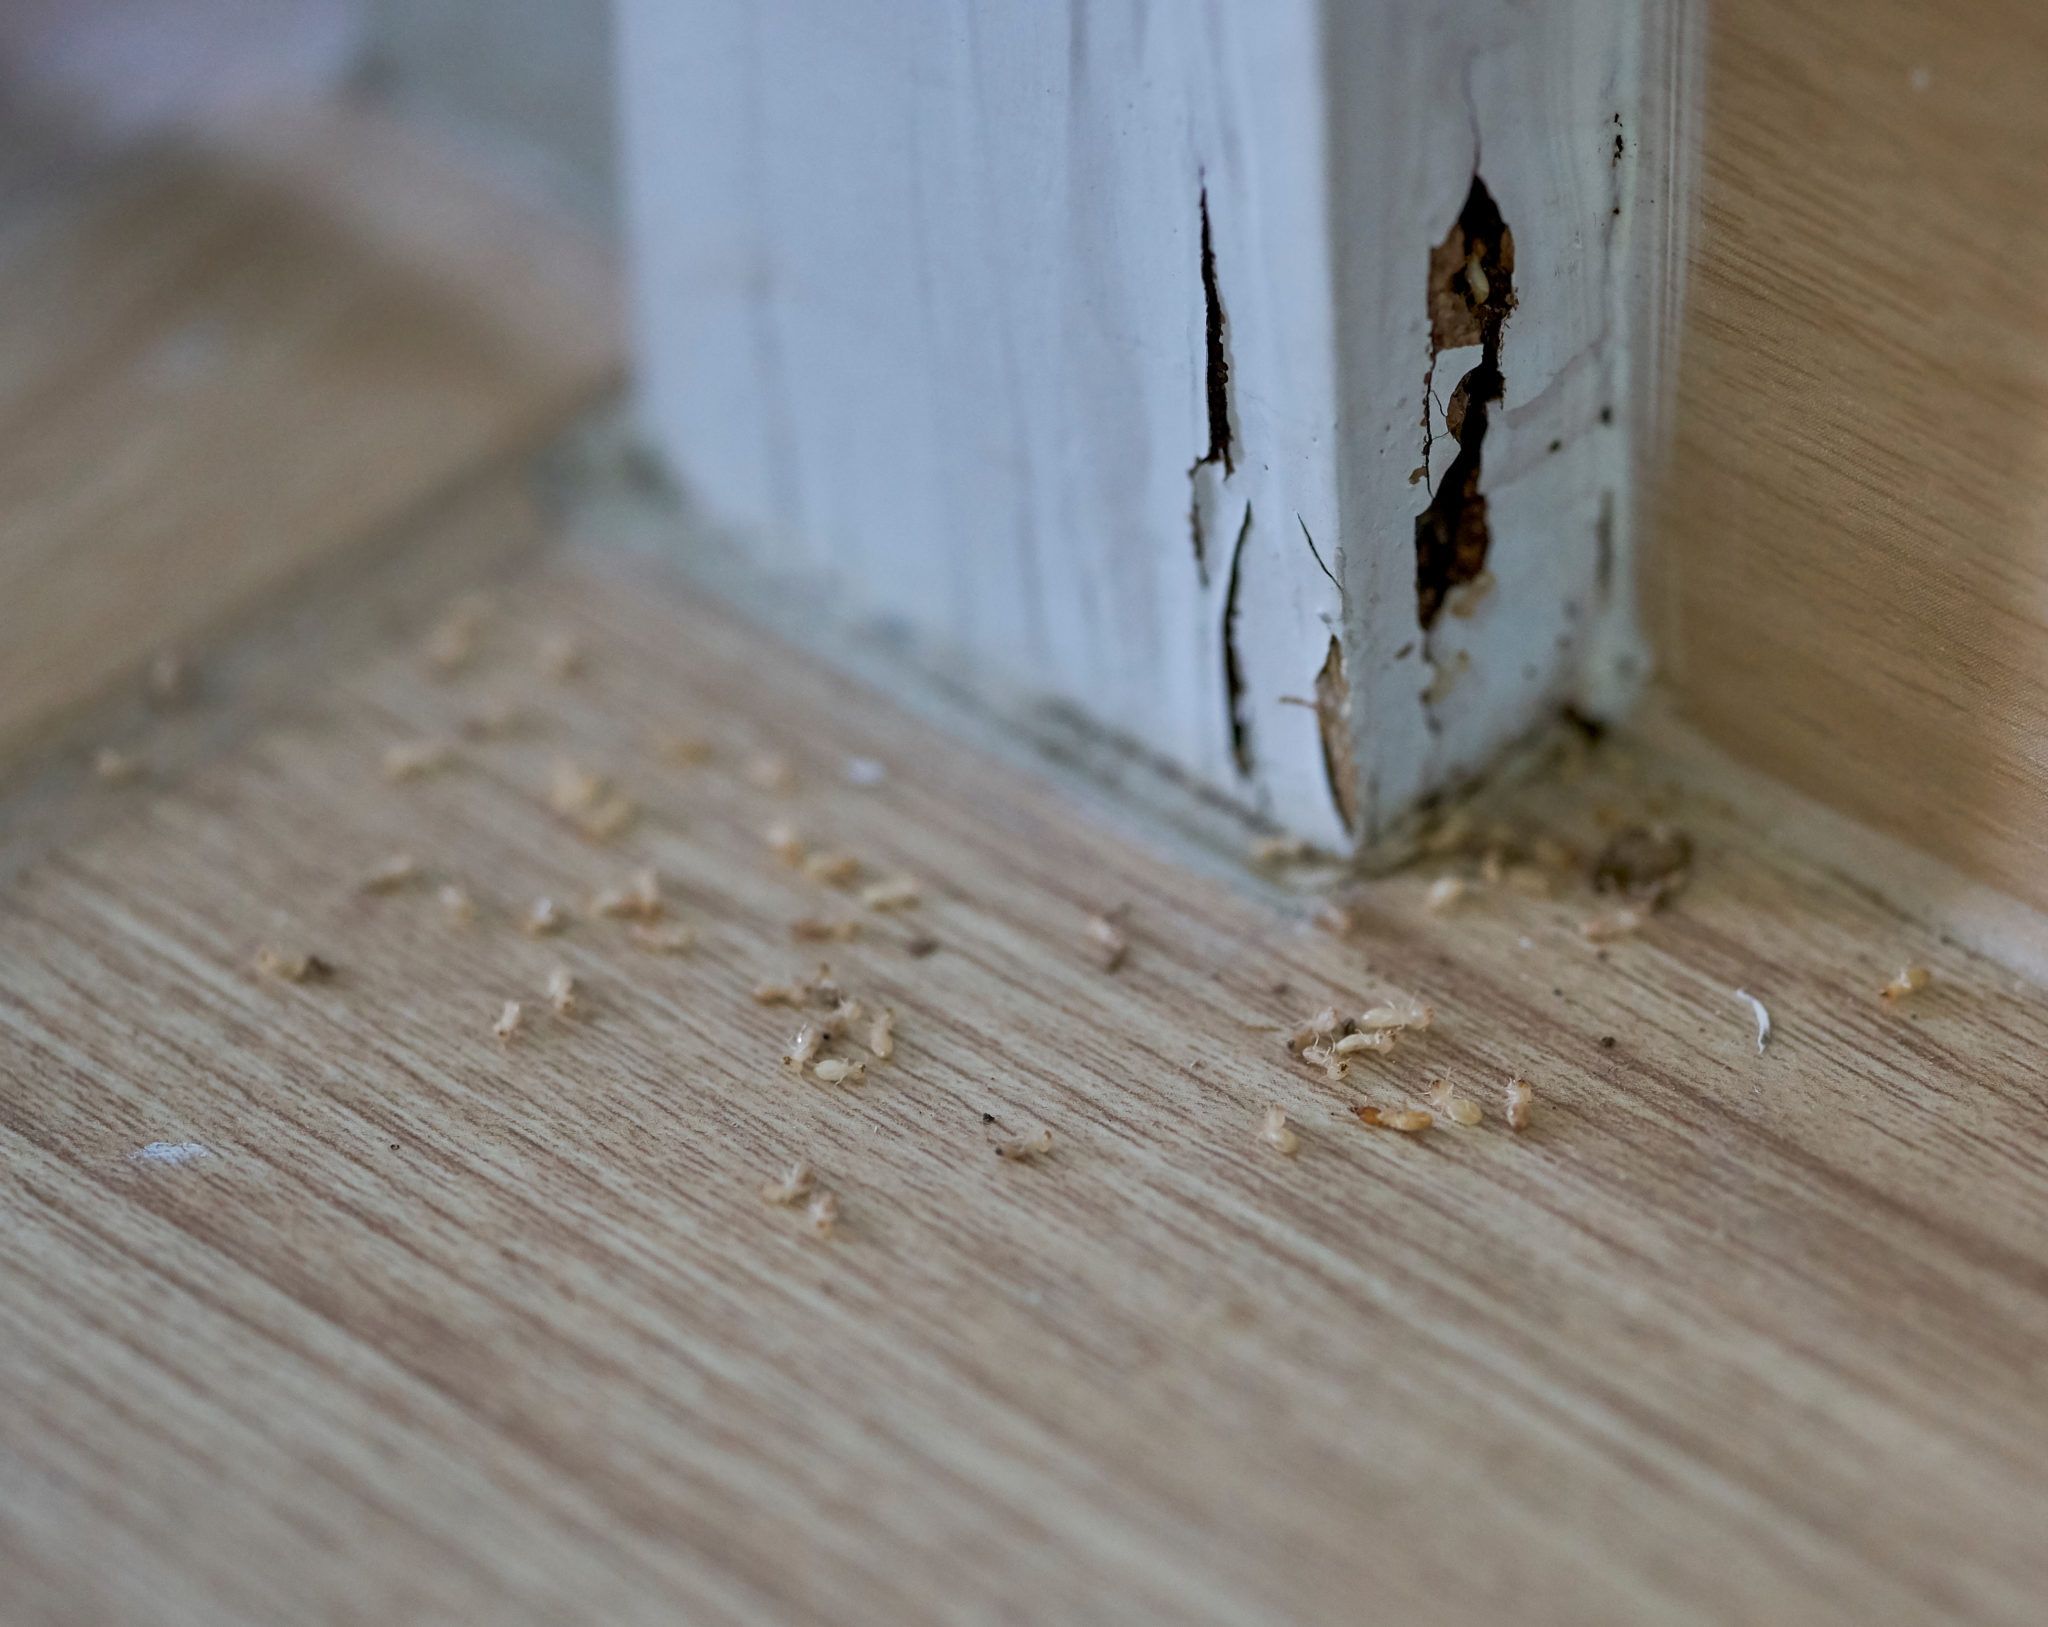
<box><xmin>1416</xmin><ymin>177</ymin><xmax>1515</xmax><ymax>632</ymax></box>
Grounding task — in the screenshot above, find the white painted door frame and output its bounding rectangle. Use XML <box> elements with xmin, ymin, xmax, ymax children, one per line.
<box><xmin>618</xmin><ymin>0</ymin><xmax>1696</xmax><ymax>851</ymax></box>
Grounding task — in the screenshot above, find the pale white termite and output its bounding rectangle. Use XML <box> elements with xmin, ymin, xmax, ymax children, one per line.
<box><xmin>1261</xmin><ymin>1107</ymin><xmax>1300</xmax><ymax>1156</ymax></box>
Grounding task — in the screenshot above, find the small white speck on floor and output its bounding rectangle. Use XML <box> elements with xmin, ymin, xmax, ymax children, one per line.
<box><xmin>132</xmin><ymin>1142</ymin><xmax>210</xmax><ymax>1166</ymax></box>
<box><xmin>1736</xmin><ymin>988</ymin><xmax>1772</xmax><ymax>1054</ymax></box>
<box><xmin>843</xmin><ymin>757</ymin><xmax>887</xmax><ymax>788</ymax></box>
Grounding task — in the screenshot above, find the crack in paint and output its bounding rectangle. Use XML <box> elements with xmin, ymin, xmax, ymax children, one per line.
<box><xmin>1222</xmin><ymin>502</ymin><xmax>1255</xmax><ymax>777</ymax></box>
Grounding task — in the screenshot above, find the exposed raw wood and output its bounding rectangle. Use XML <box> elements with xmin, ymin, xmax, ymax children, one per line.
<box><xmin>618</xmin><ymin>2</ymin><xmax>1660</xmax><ymax>848</ymax></box>
<box><xmin>1653</xmin><ymin>0</ymin><xmax>2048</xmax><ymax>911</ymax></box>
<box><xmin>0</xmin><ymin>100</ymin><xmax>620</xmax><ymax>766</ymax></box>
<box><xmin>5</xmin><ymin>537</ymin><xmax>2048</xmax><ymax>1625</ymax></box>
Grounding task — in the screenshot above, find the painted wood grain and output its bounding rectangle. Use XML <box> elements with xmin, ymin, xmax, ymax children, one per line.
<box><xmin>4</xmin><ymin>540</ymin><xmax>2047</xmax><ymax>1624</ymax></box>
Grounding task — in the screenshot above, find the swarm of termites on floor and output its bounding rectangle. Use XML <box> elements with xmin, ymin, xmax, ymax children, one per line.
<box><xmin>805</xmin><ymin>1188</ymin><xmax>840</xmax><ymax>1239</ymax></box>
<box><xmin>745</xmin><ymin>752</ymin><xmax>794</xmax><ymax>793</ymax></box>
<box><xmin>1356</xmin><ymin>994</ymin><xmax>1431</xmax><ymax>1033</ymax></box>
<box><xmin>360</xmin><ymin>853</ymin><xmax>419</xmax><ymax>894</ymax></box>
<box><xmin>382</xmin><ymin>740</ymin><xmax>453</xmax><ymax>783</ymax></box>
<box><xmin>1354</xmin><ymin>1104</ymin><xmax>1385</xmax><ymax>1128</ymax></box>
<box><xmin>1505</xmin><ymin>1078</ymin><xmax>1533</xmax><ymax>1130</ymax></box>
<box><xmin>813</xmin><ymin>1057</ymin><xmax>867</xmax><ymax>1085</ymax></box>
<box><xmin>1381</xmin><ymin>1108</ymin><xmax>1434</xmax><ymax>1134</ymax></box>
<box><xmin>524</xmin><ymin>897</ymin><xmax>567</xmax><ymax>937</ymax></box>
<box><xmin>784</xmin><ymin>1021</ymin><xmax>825</xmax><ymax>1071</ymax></box>
<box><xmin>802</xmin><ymin>850</ymin><xmax>860</xmax><ymax>886</ymax></box>
<box><xmin>1880</xmin><ymin>965</ymin><xmax>1932</xmax><ymax>1003</ymax></box>
<box><xmin>790</xmin><ymin>917</ymin><xmax>860</xmax><ymax>943</ymax></box>
<box><xmin>806</xmin><ymin>965</ymin><xmax>842</xmax><ymax>1006</ymax></box>
<box><xmin>1580</xmin><ymin>903</ymin><xmax>1647</xmax><ymax>943</ymax></box>
<box><xmin>538</xmin><ymin>631</ymin><xmax>583</xmax><ymax>680</ymax></box>
<box><xmin>996</xmin><ymin>1126</ymin><xmax>1054</xmax><ymax>1162</ymax></box>
<box><xmin>591</xmin><ymin>869</ymin><xmax>662</xmax><ymax>920</ymax></box>
<box><xmin>761</xmin><ymin>1160</ymin><xmax>814</xmax><ymax>1206</ymax></box>
<box><xmin>93</xmin><ymin>747</ymin><xmax>145</xmax><ymax>785</ymax></box>
<box><xmin>546</xmin><ymin>966</ymin><xmax>578</xmax><ymax>1016</ymax></box>
<box><xmin>1086</xmin><ymin>910</ymin><xmax>1129</xmax><ymax>972</ymax></box>
<box><xmin>623</xmin><ymin>923</ymin><xmax>688</xmax><ymax>955</ymax></box>
<box><xmin>1261</xmin><ymin>1106</ymin><xmax>1301</xmax><ymax>1156</ymax></box>
<box><xmin>1424</xmin><ymin>875</ymin><xmax>1468</xmax><ymax>914</ymax></box>
<box><xmin>548</xmin><ymin>758</ymin><xmax>604</xmax><ymax>816</ymax></box>
<box><xmin>765</xmin><ymin>821</ymin><xmax>806</xmax><ymax>866</ymax></box>
<box><xmin>1331</xmin><ymin>1029</ymin><xmax>1396</xmax><ymax>1056</ymax></box>
<box><xmin>860</xmin><ymin>875</ymin><xmax>922</xmax><ymax>912</ymax></box>
<box><xmin>439</xmin><ymin>883</ymin><xmax>475</xmax><ymax>925</ymax></box>
<box><xmin>868</xmin><ymin>1007</ymin><xmax>895</xmax><ymax>1060</ymax></box>
<box><xmin>254</xmin><ymin>946</ymin><xmax>333</xmax><ymax>983</ymax></box>
<box><xmin>494</xmin><ymin>1000</ymin><xmax>524</xmax><ymax>1044</ymax></box>
<box><xmin>1427</xmin><ymin>1080</ymin><xmax>1482</xmax><ymax>1126</ymax></box>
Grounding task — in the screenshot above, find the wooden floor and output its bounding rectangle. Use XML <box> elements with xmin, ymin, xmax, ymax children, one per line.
<box><xmin>4</xmin><ymin>533</ymin><xmax>2048</xmax><ymax>1625</ymax></box>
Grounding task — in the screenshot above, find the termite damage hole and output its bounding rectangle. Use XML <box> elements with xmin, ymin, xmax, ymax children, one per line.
<box><xmin>1415</xmin><ymin>176</ymin><xmax>1514</xmax><ymax>631</ymax></box>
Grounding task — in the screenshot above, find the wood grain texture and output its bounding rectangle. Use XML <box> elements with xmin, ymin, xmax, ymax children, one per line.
<box><xmin>5</xmin><ymin>541</ymin><xmax>2048</xmax><ymax>1625</ymax></box>
<box><xmin>1655</xmin><ymin>0</ymin><xmax>2048</xmax><ymax>909</ymax></box>
<box><xmin>0</xmin><ymin>101</ymin><xmax>619</xmax><ymax>766</ymax></box>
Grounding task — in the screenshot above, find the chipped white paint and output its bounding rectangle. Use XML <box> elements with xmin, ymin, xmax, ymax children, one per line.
<box><xmin>619</xmin><ymin>1</ymin><xmax>1690</xmax><ymax>849</ymax></box>
<box><xmin>132</xmin><ymin>1141</ymin><xmax>210</xmax><ymax>1165</ymax></box>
